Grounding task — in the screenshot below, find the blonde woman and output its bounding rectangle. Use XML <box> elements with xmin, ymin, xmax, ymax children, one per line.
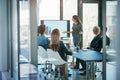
<box><xmin>50</xmin><ymin>28</ymin><xmax>72</xmax><ymax>79</ymax></box>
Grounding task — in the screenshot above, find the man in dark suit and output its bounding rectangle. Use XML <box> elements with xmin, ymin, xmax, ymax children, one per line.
<box><xmin>74</xmin><ymin>26</ymin><xmax>101</xmax><ymax>75</ymax></box>
<box><xmin>91</xmin><ymin>26</ymin><xmax>110</xmax><ymax>52</ymax></box>
<box><xmin>75</xmin><ymin>26</ymin><xmax>110</xmax><ymax>75</ymax></box>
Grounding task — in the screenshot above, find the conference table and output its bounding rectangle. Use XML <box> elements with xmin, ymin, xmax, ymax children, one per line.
<box><xmin>72</xmin><ymin>49</ymin><xmax>102</xmax><ymax>80</ymax></box>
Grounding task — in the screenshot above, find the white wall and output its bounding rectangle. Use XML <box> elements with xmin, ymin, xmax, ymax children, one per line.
<box><xmin>0</xmin><ymin>0</ymin><xmax>8</xmax><ymax>71</ymax></box>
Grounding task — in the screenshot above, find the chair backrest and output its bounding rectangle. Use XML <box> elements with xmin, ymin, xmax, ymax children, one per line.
<box><xmin>38</xmin><ymin>46</ymin><xmax>48</xmax><ymax>58</ymax></box>
<box><xmin>47</xmin><ymin>49</ymin><xmax>66</xmax><ymax>65</ymax></box>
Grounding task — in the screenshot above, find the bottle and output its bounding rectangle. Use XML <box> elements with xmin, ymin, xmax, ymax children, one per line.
<box><xmin>76</xmin><ymin>46</ymin><xmax>79</xmax><ymax>52</ymax></box>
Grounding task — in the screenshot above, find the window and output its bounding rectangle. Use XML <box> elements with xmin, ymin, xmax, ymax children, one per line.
<box><xmin>38</xmin><ymin>0</ymin><xmax>60</xmax><ymax>23</ymax></box>
<box><xmin>83</xmin><ymin>3</ymin><xmax>98</xmax><ymax>48</ymax></box>
<box><xmin>20</xmin><ymin>1</ymin><xmax>30</xmax><ymax>61</ymax></box>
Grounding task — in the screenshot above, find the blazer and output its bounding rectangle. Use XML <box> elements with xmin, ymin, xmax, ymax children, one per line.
<box><xmin>92</xmin><ymin>34</ymin><xmax>110</xmax><ymax>52</ymax></box>
<box><xmin>58</xmin><ymin>41</ymin><xmax>72</xmax><ymax>61</ymax></box>
<box><xmin>90</xmin><ymin>34</ymin><xmax>101</xmax><ymax>49</ymax></box>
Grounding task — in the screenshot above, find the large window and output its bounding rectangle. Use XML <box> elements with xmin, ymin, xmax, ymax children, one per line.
<box><xmin>38</xmin><ymin>0</ymin><xmax>60</xmax><ymax>22</ymax></box>
<box><xmin>20</xmin><ymin>1</ymin><xmax>30</xmax><ymax>62</ymax></box>
<box><xmin>63</xmin><ymin>0</ymin><xmax>77</xmax><ymax>20</ymax></box>
<box><xmin>83</xmin><ymin>3</ymin><xmax>98</xmax><ymax>48</ymax></box>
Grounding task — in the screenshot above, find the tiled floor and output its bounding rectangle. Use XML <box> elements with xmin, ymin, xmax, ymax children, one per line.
<box><xmin>18</xmin><ymin>61</ymin><xmax>116</xmax><ymax>80</ymax></box>
<box><xmin>2</xmin><ymin>61</ymin><xmax>116</xmax><ymax>80</ymax></box>
<box><xmin>38</xmin><ymin>65</ymin><xmax>86</xmax><ymax>80</ymax></box>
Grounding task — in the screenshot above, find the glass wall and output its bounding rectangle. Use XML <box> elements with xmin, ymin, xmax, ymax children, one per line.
<box><xmin>106</xmin><ymin>1</ymin><xmax>117</xmax><ymax>51</ymax></box>
<box><xmin>19</xmin><ymin>0</ymin><xmax>31</xmax><ymax>79</ymax></box>
<box><xmin>19</xmin><ymin>0</ymin><xmax>30</xmax><ymax>62</ymax></box>
<box><xmin>106</xmin><ymin>1</ymin><xmax>117</xmax><ymax>80</ymax></box>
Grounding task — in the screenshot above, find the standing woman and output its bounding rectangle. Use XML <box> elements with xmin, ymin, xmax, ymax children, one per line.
<box><xmin>63</xmin><ymin>15</ymin><xmax>83</xmax><ymax>69</ymax></box>
<box><xmin>63</xmin><ymin>15</ymin><xmax>83</xmax><ymax>49</ymax></box>
<box><xmin>72</xmin><ymin>15</ymin><xmax>83</xmax><ymax>49</ymax></box>
<box><xmin>72</xmin><ymin>15</ymin><xmax>84</xmax><ymax>70</ymax></box>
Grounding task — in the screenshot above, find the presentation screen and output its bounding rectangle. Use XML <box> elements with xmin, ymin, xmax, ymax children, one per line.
<box><xmin>41</xmin><ymin>20</ymin><xmax>70</xmax><ymax>38</ymax></box>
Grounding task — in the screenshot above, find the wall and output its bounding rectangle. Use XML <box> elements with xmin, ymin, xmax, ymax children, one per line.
<box><xmin>0</xmin><ymin>0</ymin><xmax>8</xmax><ymax>71</ymax></box>
<box><xmin>117</xmin><ymin>0</ymin><xmax>120</xmax><ymax>80</ymax></box>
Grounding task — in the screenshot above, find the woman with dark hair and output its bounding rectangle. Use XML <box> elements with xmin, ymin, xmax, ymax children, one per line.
<box><xmin>50</xmin><ymin>28</ymin><xmax>72</xmax><ymax>79</ymax></box>
<box><xmin>37</xmin><ymin>24</ymin><xmax>50</xmax><ymax>50</ymax></box>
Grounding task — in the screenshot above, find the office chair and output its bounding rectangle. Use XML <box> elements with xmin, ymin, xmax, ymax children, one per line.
<box><xmin>47</xmin><ymin>49</ymin><xmax>67</xmax><ymax>79</ymax></box>
<box><xmin>38</xmin><ymin>46</ymin><xmax>52</xmax><ymax>74</ymax></box>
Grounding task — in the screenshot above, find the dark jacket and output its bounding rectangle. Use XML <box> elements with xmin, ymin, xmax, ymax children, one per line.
<box><xmin>58</xmin><ymin>41</ymin><xmax>72</xmax><ymax>61</ymax></box>
<box><xmin>92</xmin><ymin>35</ymin><xmax>110</xmax><ymax>52</ymax></box>
<box><xmin>90</xmin><ymin>34</ymin><xmax>101</xmax><ymax>49</ymax></box>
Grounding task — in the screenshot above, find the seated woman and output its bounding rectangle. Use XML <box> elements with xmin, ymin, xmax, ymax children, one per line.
<box><xmin>49</xmin><ymin>28</ymin><xmax>72</xmax><ymax>79</ymax></box>
<box><xmin>37</xmin><ymin>24</ymin><xmax>50</xmax><ymax>50</ymax></box>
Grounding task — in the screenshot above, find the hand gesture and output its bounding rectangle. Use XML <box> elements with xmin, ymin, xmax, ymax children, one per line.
<box><xmin>62</xmin><ymin>31</ymin><xmax>67</xmax><ymax>33</ymax></box>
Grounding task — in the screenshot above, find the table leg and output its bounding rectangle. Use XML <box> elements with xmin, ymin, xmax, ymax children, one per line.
<box><xmin>65</xmin><ymin>63</ymin><xmax>68</xmax><ymax>77</ymax></box>
<box><xmin>91</xmin><ymin>62</ymin><xmax>94</xmax><ymax>80</ymax></box>
<box><xmin>72</xmin><ymin>57</ymin><xmax>75</xmax><ymax>77</ymax></box>
<box><xmin>90</xmin><ymin>62</ymin><xmax>92</xmax><ymax>79</ymax></box>
<box><xmin>93</xmin><ymin>62</ymin><xmax>95</xmax><ymax>80</ymax></box>
<box><xmin>72</xmin><ymin>57</ymin><xmax>74</xmax><ymax>68</ymax></box>
<box><xmin>86</xmin><ymin>62</ymin><xmax>89</xmax><ymax>80</ymax></box>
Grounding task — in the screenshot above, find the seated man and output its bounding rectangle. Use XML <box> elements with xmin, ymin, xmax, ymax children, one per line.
<box><xmin>74</xmin><ymin>26</ymin><xmax>101</xmax><ymax>75</ymax></box>
<box><xmin>75</xmin><ymin>26</ymin><xmax>110</xmax><ymax>75</ymax></box>
<box><xmin>88</xmin><ymin>26</ymin><xmax>101</xmax><ymax>50</ymax></box>
<box><xmin>90</xmin><ymin>26</ymin><xmax>110</xmax><ymax>52</ymax></box>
